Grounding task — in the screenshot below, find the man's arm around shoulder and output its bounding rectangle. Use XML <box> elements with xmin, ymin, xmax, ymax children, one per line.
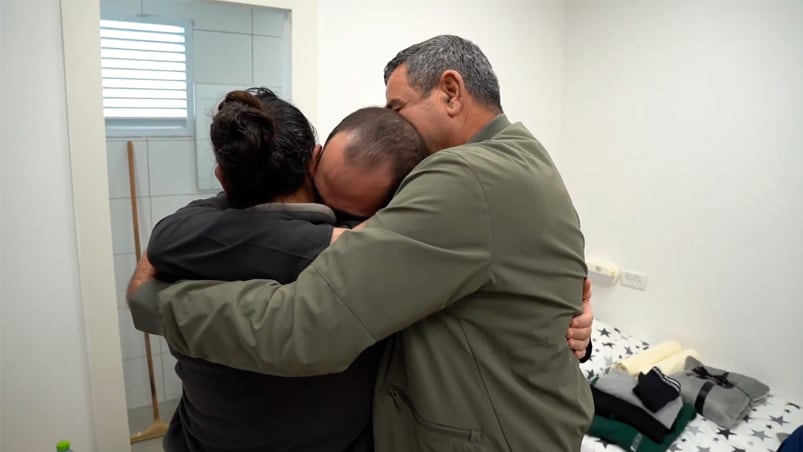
<box><xmin>157</xmin><ymin>151</ymin><xmax>492</xmax><ymax>376</ymax></box>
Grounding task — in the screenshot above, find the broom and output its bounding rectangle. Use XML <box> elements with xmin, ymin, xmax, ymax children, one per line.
<box><xmin>126</xmin><ymin>140</ymin><xmax>169</xmax><ymax>443</ymax></box>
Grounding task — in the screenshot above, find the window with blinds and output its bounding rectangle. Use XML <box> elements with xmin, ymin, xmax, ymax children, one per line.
<box><xmin>100</xmin><ymin>19</ymin><xmax>193</xmax><ymax>135</ymax></box>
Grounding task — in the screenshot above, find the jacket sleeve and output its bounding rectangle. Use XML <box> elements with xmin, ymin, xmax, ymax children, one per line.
<box><xmin>128</xmin><ymin>279</ymin><xmax>170</xmax><ymax>335</ymax></box>
<box><xmin>158</xmin><ymin>151</ymin><xmax>493</xmax><ymax>376</ymax></box>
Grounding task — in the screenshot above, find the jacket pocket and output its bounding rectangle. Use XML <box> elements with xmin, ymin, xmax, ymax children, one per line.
<box><xmin>387</xmin><ymin>385</ymin><xmax>485</xmax><ymax>451</ymax></box>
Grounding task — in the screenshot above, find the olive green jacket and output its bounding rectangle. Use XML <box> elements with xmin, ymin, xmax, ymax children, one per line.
<box><xmin>146</xmin><ymin>115</ymin><xmax>592</xmax><ymax>451</ymax></box>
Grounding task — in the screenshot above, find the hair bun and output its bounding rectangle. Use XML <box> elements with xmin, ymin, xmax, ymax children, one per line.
<box><xmin>219</xmin><ymin>90</ymin><xmax>263</xmax><ymax>112</ymax></box>
<box><xmin>211</xmin><ymin>90</ymin><xmax>276</xmax><ymax>158</ymax></box>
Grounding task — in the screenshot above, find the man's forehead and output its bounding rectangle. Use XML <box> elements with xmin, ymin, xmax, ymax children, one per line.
<box><xmin>320</xmin><ymin>161</ymin><xmax>392</xmax><ymax>218</ymax></box>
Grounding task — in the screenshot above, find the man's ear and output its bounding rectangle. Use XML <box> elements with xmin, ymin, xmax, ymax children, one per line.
<box><xmin>309</xmin><ymin>144</ymin><xmax>323</xmax><ymax>176</ymax></box>
<box><xmin>439</xmin><ymin>69</ymin><xmax>465</xmax><ymax>117</ymax></box>
<box><xmin>214</xmin><ymin>164</ymin><xmax>230</xmax><ymax>193</ymax></box>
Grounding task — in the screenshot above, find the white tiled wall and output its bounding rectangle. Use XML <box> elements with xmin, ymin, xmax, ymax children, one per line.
<box><xmin>108</xmin><ymin>137</ymin><xmax>209</xmax><ymax>410</ymax></box>
<box><xmin>122</xmin><ymin>356</ymin><xmax>166</xmax><ymax>409</ymax></box>
<box><xmin>106</xmin><ymin>139</ymin><xmax>148</xmax><ymax>198</ymax></box>
<box><xmin>194</xmin><ymin>31</ymin><xmax>253</xmax><ymax>85</ymax></box>
<box><xmin>109</xmin><ymin>197</ymin><xmax>152</xmax><ymax>255</ymax></box>
<box><xmin>253</xmin><ymin>35</ymin><xmax>286</xmax><ymax>87</ymax></box>
<box><xmin>147</xmin><ymin>138</ymin><xmax>198</xmax><ymax>196</ymax></box>
<box><xmin>102</xmin><ymin>0</ymin><xmax>289</xmax><ymax>409</ymax></box>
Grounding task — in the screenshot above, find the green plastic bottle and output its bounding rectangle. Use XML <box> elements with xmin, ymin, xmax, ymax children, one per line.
<box><xmin>56</xmin><ymin>440</ymin><xmax>72</xmax><ymax>452</ymax></box>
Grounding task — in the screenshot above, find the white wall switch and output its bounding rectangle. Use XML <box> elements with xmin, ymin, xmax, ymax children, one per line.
<box><xmin>620</xmin><ymin>269</ymin><xmax>648</xmax><ymax>291</ymax></box>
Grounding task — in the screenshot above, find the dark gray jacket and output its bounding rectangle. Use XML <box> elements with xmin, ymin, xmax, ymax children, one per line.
<box><xmin>141</xmin><ymin>195</ymin><xmax>381</xmax><ymax>452</ymax></box>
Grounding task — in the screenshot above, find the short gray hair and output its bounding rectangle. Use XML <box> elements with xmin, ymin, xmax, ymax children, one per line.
<box><xmin>383</xmin><ymin>35</ymin><xmax>502</xmax><ymax>112</ymax></box>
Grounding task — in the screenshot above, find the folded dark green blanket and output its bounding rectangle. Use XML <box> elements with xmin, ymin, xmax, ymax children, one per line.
<box><xmin>588</xmin><ymin>404</ymin><xmax>696</xmax><ymax>452</ymax></box>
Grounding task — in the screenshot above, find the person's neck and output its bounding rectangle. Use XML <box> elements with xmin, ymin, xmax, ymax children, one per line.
<box><xmin>456</xmin><ymin>107</ymin><xmax>500</xmax><ymax>147</ymax></box>
<box><xmin>274</xmin><ymin>184</ymin><xmax>315</xmax><ymax>204</ymax></box>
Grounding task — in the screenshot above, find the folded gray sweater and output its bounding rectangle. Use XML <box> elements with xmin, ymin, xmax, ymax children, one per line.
<box><xmin>684</xmin><ymin>356</ymin><xmax>769</xmax><ymax>406</ymax></box>
<box><xmin>670</xmin><ymin>357</ymin><xmax>770</xmax><ymax>429</ymax></box>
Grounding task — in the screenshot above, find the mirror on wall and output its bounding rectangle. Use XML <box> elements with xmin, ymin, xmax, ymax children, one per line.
<box><xmin>98</xmin><ymin>0</ymin><xmax>291</xmax><ymax>445</ymax></box>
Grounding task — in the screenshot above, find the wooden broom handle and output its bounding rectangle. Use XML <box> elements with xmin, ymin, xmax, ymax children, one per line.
<box><xmin>126</xmin><ymin>141</ymin><xmax>162</xmax><ymax>422</ymax></box>
<box><xmin>127</xmin><ymin>141</ymin><xmax>143</xmax><ymax>261</ymax></box>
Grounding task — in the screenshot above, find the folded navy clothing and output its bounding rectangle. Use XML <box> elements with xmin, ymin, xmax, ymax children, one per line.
<box><xmin>591</xmin><ymin>385</ymin><xmax>670</xmax><ymax>443</ymax></box>
<box><xmin>634</xmin><ymin>367</ymin><xmax>681</xmax><ymax>412</ymax></box>
<box><xmin>778</xmin><ymin>424</ymin><xmax>803</xmax><ymax>452</ymax></box>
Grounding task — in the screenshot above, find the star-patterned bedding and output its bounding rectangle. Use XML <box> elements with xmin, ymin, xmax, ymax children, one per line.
<box><xmin>579</xmin><ymin>320</ymin><xmax>803</xmax><ymax>452</ymax></box>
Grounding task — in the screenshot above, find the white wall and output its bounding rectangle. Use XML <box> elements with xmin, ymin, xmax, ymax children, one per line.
<box><xmin>0</xmin><ymin>0</ymin><xmax>97</xmax><ymax>450</ymax></box>
<box><xmin>560</xmin><ymin>1</ymin><xmax>803</xmax><ymax>401</ymax></box>
<box><xmin>316</xmin><ymin>0</ymin><xmax>566</xmax><ymax>155</ymax></box>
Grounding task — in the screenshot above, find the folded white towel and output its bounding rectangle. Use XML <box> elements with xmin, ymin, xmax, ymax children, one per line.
<box><xmin>615</xmin><ymin>341</ymin><xmax>683</xmax><ymax>376</ymax></box>
<box><xmin>654</xmin><ymin>349</ymin><xmax>700</xmax><ymax>375</ymax></box>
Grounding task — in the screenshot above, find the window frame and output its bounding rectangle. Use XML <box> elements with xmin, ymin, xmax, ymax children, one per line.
<box><xmin>101</xmin><ymin>16</ymin><xmax>196</xmax><ymax>138</ymax></box>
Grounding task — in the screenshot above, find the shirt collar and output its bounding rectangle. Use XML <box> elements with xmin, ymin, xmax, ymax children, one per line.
<box><xmin>247</xmin><ymin>202</ymin><xmax>336</xmax><ymax>224</ymax></box>
<box><xmin>468</xmin><ymin>114</ymin><xmax>511</xmax><ymax>144</ymax></box>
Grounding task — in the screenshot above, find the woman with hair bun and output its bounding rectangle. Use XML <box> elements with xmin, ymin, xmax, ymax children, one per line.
<box><xmin>150</xmin><ymin>88</ymin><xmax>384</xmax><ymax>452</ymax></box>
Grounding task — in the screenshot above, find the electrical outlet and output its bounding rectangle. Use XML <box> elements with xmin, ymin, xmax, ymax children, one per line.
<box><xmin>620</xmin><ymin>270</ymin><xmax>648</xmax><ymax>291</ymax></box>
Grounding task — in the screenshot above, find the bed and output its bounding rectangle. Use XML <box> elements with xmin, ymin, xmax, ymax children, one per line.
<box><xmin>579</xmin><ymin>320</ymin><xmax>803</xmax><ymax>452</ymax></box>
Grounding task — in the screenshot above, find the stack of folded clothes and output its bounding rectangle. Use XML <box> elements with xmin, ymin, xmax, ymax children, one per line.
<box><xmin>588</xmin><ymin>367</ymin><xmax>696</xmax><ymax>451</ymax></box>
<box><xmin>670</xmin><ymin>356</ymin><xmax>770</xmax><ymax>429</ymax></box>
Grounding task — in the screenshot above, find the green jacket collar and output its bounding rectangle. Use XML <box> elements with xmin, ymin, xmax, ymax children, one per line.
<box><xmin>468</xmin><ymin>114</ymin><xmax>510</xmax><ymax>144</ymax></box>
